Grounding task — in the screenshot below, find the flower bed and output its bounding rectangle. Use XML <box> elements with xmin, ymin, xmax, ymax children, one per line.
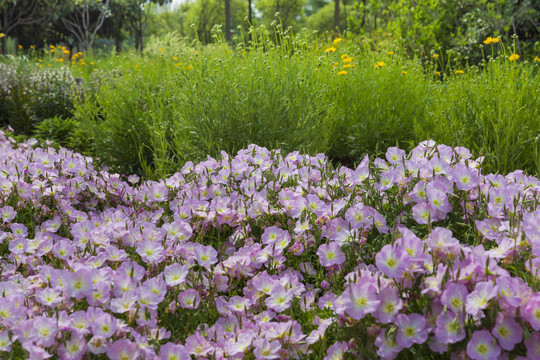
<box><xmin>0</xmin><ymin>129</ymin><xmax>539</xmax><ymax>359</ymax></box>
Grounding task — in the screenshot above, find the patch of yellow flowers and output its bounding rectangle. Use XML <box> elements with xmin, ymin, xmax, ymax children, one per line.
<box><xmin>483</xmin><ymin>37</ymin><xmax>499</xmax><ymax>45</ymax></box>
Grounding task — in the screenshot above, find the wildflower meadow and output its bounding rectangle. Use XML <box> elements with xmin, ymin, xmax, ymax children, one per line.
<box><xmin>1</xmin><ymin>1</ymin><xmax>540</xmax><ymax>359</ymax></box>
<box><xmin>0</xmin><ymin>126</ymin><xmax>540</xmax><ymax>359</ymax></box>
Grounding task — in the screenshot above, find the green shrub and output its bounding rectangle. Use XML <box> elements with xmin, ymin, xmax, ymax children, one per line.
<box><xmin>34</xmin><ymin>116</ymin><xmax>80</xmax><ymax>148</ymax></box>
<box><xmin>0</xmin><ymin>61</ymin><xmax>77</xmax><ymax>134</ymax></box>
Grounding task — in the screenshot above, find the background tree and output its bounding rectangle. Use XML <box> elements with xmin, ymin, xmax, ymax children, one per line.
<box><xmin>225</xmin><ymin>0</ymin><xmax>231</xmax><ymax>42</ymax></box>
<box><xmin>0</xmin><ymin>0</ymin><xmax>55</xmax><ymax>54</ymax></box>
<box><xmin>146</xmin><ymin>3</ymin><xmax>190</xmax><ymax>38</ymax></box>
<box><xmin>126</xmin><ymin>0</ymin><xmax>171</xmax><ymax>52</ymax></box>
<box><xmin>334</xmin><ymin>0</ymin><xmax>339</xmax><ymax>31</ymax></box>
<box><xmin>61</xmin><ymin>0</ymin><xmax>111</xmax><ymax>51</ymax></box>
<box><xmin>256</xmin><ymin>0</ymin><xmax>306</xmax><ymax>30</ymax></box>
<box><xmin>307</xmin><ymin>1</ymin><xmax>348</xmax><ymax>33</ymax></box>
<box><xmin>186</xmin><ymin>0</ymin><xmax>246</xmax><ymax>44</ymax></box>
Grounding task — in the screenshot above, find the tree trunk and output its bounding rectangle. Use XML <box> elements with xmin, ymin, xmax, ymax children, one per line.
<box><xmin>248</xmin><ymin>0</ymin><xmax>252</xmax><ymax>24</ymax></box>
<box><xmin>115</xmin><ymin>34</ymin><xmax>122</xmax><ymax>53</ymax></box>
<box><xmin>361</xmin><ymin>0</ymin><xmax>366</xmax><ymax>29</ymax></box>
<box><xmin>225</xmin><ymin>0</ymin><xmax>231</xmax><ymax>43</ymax></box>
<box><xmin>1</xmin><ymin>36</ymin><xmax>7</xmax><ymax>55</ymax></box>
<box><xmin>334</xmin><ymin>0</ymin><xmax>340</xmax><ymax>32</ymax></box>
<box><xmin>248</xmin><ymin>0</ymin><xmax>252</xmax><ymax>41</ymax></box>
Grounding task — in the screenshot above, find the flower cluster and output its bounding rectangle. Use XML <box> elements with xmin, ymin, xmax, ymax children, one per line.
<box><xmin>0</xmin><ymin>130</ymin><xmax>539</xmax><ymax>359</ymax></box>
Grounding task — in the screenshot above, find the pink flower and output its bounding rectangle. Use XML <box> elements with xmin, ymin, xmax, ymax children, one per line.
<box><xmin>451</xmin><ymin>164</ymin><xmax>480</xmax><ymax>191</ymax></box>
<box><xmin>466</xmin><ymin>330</ymin><xmax>501</xmax><ymax>360</ymax></box>
<box><xmin>375</xmin><ymin>244</ymin><xmax>410</xmax><ymax>279</ymax></box>
<box><xmin>434</xmin><ymin>311</ymin><xmax>465</xmax><ymax>344</ymax></box>
<box><xmin>317</xmin><ymin>242</ymin><xmax>346</xmax><ymax>267</ymax></box>
<box><xmin>344</xmin><ymin>282</ymin><xmax>380</xmax><ymax>320</ymax></box>
<box><xmin>194</xmin><ymin>244</ymin><xmax>218</xmax><ymax>270</ymax></box>
<box><xmin>396</xmin><ymin>313</ymin><xmax>428</xmax><ymax>348</ymax></box>
<box><xmin>386</xmin><ymin>147</ymin><xmax>406</xmax><ymax>164</ymax></box>
<box><xmin>159</xmin><ymin>342</ymin><xmax>190</xmax><ymax>360</ymax></box>
<box><xmin>178</xmin><ymin>289</ymin><xmax>201</xmax><ymax>309</ymax></box>
<box><xmin>524</xmin><ymin>331</ymin><xmax>540</xmax><ymax>359</ymax></box>
<box><xmin>107</xmin><ymin>339</ymin><xmax>139</xmax><ymax>360</ymax></box>
<box><xmin>491</xmin><ymin>313</ymin><xmax>523</xmax><ymax>351</ymax></box>
<box><xmin>375</xmin><ymin>331</ymin><xmax>403</xmax><ymax>359</ymax></box>
<box><xmin>465</xmin><ymin>281</ymin><xmax>498</xmax><ymax>317</ymax></box>
<box><xmin>373</xmin><ymin>286</ymin><xmax>403</xmax><ymax>323</ymax></box>
<box><xmin>522</xmin><ymin>295</ymin><xmax>540</xmax><ymax>331</ymax></box>
<box><xmin>324</xmin><ymin>341</ymin><xmax>348</xmax><ymax>360</ymax></box>
<box><xmin>441</xmin><ymin>282</ymin><xmax>468</xmax><ymax>314</ymax></box>
<box><xmin>136</xmin><ymin>239</ymin><xmax>165</xmax><ymax>264</ymax></box>
<box><xmin>163</xmin><ymin>263</ymin><xmax>190</xmax><ymax>286</ymax></box>
<box><xmin>252</xmin><ymin>338</ymin><xmax>281</xmax><ymax>359</ymax></box>
<box><xmin>265</xmin><ymin>283</ymin><xmax>293</xmax><ymax>313</ymax></box>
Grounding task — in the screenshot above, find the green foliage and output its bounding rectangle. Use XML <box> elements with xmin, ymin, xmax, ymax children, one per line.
<box><xmin>256</xmin><ymin>0</ymin><xmax>307</xmax><ymax>30</ymax></box>
<box><xmin>184</xmin><ymin>0</ymin><xmax>248</xmax><ymax>44</ymax></box>
<box><xmin>33</xmin><ymin>115</ymin><xmax>80</xmax><ymax>147</ymax></box>
<box><xmin>342</xmin><ymin>0</ymin><xmax>540</xmax><ymax>61</ymax></box>
<box><xmin>416</xmin><ymin>58</ymin><xmax>540</xmax><ymax>175</ymax></box>
<box><xmin>71</xmin><ymin>31</ymin><xmax>337</xmax><ymax>178</ymax></box>
<box><xmin>307</xmin><ymin>1</ymin><xmax>350</xmax><ymax>34</ymax></box>
<box><xmin>0</xmin><ymin>60</ymin><xmax>76</xmax><ymax>134</ymax></box>
<box><xmin>3</xmin><ymin>25</ymin><xmax>540</xmax><ymax>180</ymax></box>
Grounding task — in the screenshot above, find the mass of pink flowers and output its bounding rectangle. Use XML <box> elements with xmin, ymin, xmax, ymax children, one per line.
<box><xmin>0</xmin><ymin>128</ymin><xmax>539</xmax><ymax>359</ymax></box>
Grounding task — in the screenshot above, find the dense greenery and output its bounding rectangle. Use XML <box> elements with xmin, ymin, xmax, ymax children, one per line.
<box><xmin>1</xmin><ymin>29</ymin><xmax>539</xmax><ymax>179</ymax></box>
<box><xmin>2</xmin><ymin>0</ymin><xmax>539</xmax><ymax>62</ymax></box>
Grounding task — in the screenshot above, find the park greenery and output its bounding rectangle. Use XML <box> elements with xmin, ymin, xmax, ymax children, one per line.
<box><xmin>1</xmin><ymin>1</ymin><xmax>540</xmax><ymax>359</ymax></box>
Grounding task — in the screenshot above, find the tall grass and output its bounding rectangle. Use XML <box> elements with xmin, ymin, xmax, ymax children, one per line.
<box><xmin>4</xmin><ymin>29</ymin><xmax>540</xmax><ymax>178</ymax></box>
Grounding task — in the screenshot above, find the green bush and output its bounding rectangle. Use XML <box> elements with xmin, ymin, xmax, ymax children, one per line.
<box><xmin>0</xmin><ymin>61</ymin><xmax>77</xmax><ymax>134</ymax></box>
<box><xmin>67</xmin><ymin>31</ymin><xmax>540</xmax><ymax>179</ymax></box>
<box><xmin>34</xmin><ymin>116</ymin><xmax>80</xmax><ymax>148</ymax></box>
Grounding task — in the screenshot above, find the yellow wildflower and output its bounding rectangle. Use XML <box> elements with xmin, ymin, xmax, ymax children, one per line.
<box><xmin>0</xmin><ymin>33</ymin><xmax>5</xmax><ymax>38</ymax></box>
<box><xmin>401</xmin><ymin>71</ymin><xmax>407</xmax><ymax>75</ymax></box>
<box><xmin>332</xmin><ymin>62</ymin><xmax>338</xmax><ymax>68</ymax></box>
<box><xmin>89</xmin><ymin>62</ymin><xmax>94</xmax><ymax>65</ymax></box>
<box><xmin>432</xmin><ymin>54</ymin><xmax>439</xmax><ymax>59</ymax></box>
<box><xmin>483</xmin><ymin>37</ymin><xmax>499</xmax><ymax>45</ymax></box>
<box><xmin>534</xmin><ymin>56</ymin><xmax>540</xmax><ymax>63</ymax></box>
<box><xmin>38</xmin><ymin>64</ymin><xmax>42</xmax><ymax>68</ymax></box>
<box><xmin>63</xmin><ymin>49</ymin><xmax>70</xmax><ymax>54</ymax></box>
<box><xmin>30</xmin><ymin>45</ymin><xmax>35</xmax><ymax>49</ymax></box>
<box><xmin>160</xmin><ymin>48</ymin><xmax>165</xmax><ymax>53</ymax></box>
<box><xmin>338</xmin><ymin>70</ymin><xmax>347</xmax><ymax>75</ymax></box>
<box><xmin>38</xmin><ymin>59</ymin><xmax>42</xmax><ymax>62</ymax></box>
<box><xmin>436</xmin><ymin>71</ymin><xmax>441</xmax><ymax>76</ymax></box>
<box><xmin>342</xmin><ymin>56</ymin><xmax>354</xmax><ymax>64</ymax></box>
<box><xmin>134</xmin><ymin>65</ymin><xmax>139</xmax><ymax>69</ymax></box>
<box><xmin>175</xmin><ymin>62</ymin><xmax>182</xmax><ymax>67</ymax></box>
<box><xmin>388</xmin><ymin>51</ymin><xmax>395</xmax><ymax>55</ymax></box>
<box><xmin>509</xmin><ymin>53</ymin><xmax>519</xmax><ymax>61</ymax></box>
<box><xmin>18</xmin><ymin>45</ymin><xmax>23</xmax><ymax>49</ymax></box>
<box><xmin>50</xmin><ymin>45</ymin><xmax>55</xmax><ymax>49</ymax></box>
<box><xmin>56</xmin><ymin>58</ymin><xmax>64</xmax><ymax>62</ymax></box>
<box><xmin>375</xmin><ymin>61</ymin><xmax>386</xmax><ymax>68</ymax></box>
<box><xmin>325</xmin><ymin>47</ymin><xmax>336</xmax><ymax>53</ymax></box>
<box><xmin>187</xmin><ymin>65</ymin><xmax>194</xmax><ymax>70</ymax></box>
<box><xmin>333</xmin><ymin>38</ymin><xmax>342</xmax><ymax>45</ymax></box>
<box><xmin>455</xmin><ymin>70</ymin><xmax>464</xmax><ymax>74</ymax></box>
<box><xmin>343</xmin><ymin>64</ymin><xmax>352</xmax><ymax>68</ymax></box>
<box><xmin>173</xmin><ymin>56</ymin><xmax>178</xmax><ymax>61</ymax></box>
